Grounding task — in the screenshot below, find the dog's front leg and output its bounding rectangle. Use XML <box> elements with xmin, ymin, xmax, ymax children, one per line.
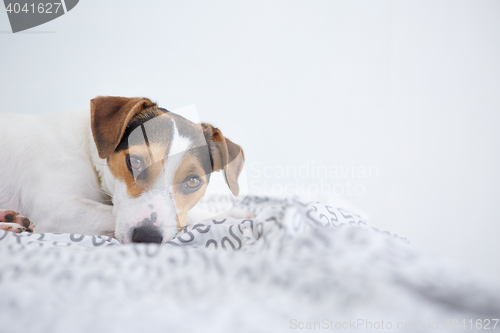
<box><xmin>32</xmin><ymin>197</ymin><xmax>116</xmax><ymax>238</ymax></box>
<box><xmin>69</xmin><ymin>198</ymin><xmax>116</xmax><ymax>237</ymax></box>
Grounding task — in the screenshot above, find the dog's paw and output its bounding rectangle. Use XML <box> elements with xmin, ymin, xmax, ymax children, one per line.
<box><xmin>0</xmin><ymin>210</ymin><xmax>34</xmax><ymax>233</ymax></box>
<box><xmin>216</xmin><ymin>208</ymin><xmax>254</xmax><ymax>220</ymax></box>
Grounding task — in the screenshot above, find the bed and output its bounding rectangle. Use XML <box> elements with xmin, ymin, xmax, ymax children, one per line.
<box><xmin>0</xmin><ymin>195</ymin><xmax>499</xmax><ymax>332</ymax></box>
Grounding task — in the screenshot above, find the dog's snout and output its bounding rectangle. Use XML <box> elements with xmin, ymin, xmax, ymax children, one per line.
<box><xmin>131</xmin><ymin>226</ymin><xmax>163</xmax><ymax>244</ymax></box>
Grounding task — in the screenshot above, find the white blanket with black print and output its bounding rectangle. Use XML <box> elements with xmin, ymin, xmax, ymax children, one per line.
<box><xmin>0</xmin><ymin>195</ymin><xmax>499</xmax><ymax>333</ymax></box>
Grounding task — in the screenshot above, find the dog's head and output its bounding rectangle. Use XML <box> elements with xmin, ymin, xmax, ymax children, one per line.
<box><xmin>90</xmin><ymin>96</ymin><xmax>244</xmax><ymax>244</ymax></box>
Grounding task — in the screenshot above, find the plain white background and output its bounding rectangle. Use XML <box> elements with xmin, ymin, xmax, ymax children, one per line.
<box><xmin>1</xmin><ymin>1</ymin><xmax>499</xmax><ymax>279</ymax></box>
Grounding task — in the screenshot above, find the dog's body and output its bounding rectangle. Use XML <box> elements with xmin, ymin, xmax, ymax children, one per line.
<box><xmin>0</xmin><ymin>110</ymin><xmax>116</xmax><ymax>236</ymax></box>
<box><xmin>0</xmin><ymin>97</ymin><xmax>245</xmax><ymax>243</ymax></box>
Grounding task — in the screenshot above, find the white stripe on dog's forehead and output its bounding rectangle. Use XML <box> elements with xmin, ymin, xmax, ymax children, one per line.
<box><xmin>168</xmin><ymin>120</ymin><xmax>191</xmax><ymax>158</ymax></box>
<box><xmin>160</xmin><ymin>118</ymin><xmax>192</xmax><ymax>189</ymax></box>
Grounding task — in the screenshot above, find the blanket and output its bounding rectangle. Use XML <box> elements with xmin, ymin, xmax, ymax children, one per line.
<box><xmin>0</xmin><ymin>195</ymin><xmax>499</xmax><ymax>332</ymax></box>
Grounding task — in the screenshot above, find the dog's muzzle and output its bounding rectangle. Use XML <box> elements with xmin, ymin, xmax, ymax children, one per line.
<box><xmin>131</xmin><ymin>225</ymin><xmax>163</xmax><ymax>244</ymax></box>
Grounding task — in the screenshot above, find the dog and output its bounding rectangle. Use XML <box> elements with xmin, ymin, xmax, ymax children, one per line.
<box><xmin>0</xmin><ymin>96</ymin><xmax>246</xmax><ymax>244</ymax></box>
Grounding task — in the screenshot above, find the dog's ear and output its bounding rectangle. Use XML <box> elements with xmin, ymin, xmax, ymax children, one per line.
<box><xmin>202</xmin><ymin>124</ymin><xmax>245</xmax><ymax>196</ymax></box>
<box><xmin>90</xmin><ymin>96</ymin><xmax>157</xmax><ymax>159</ymax></box>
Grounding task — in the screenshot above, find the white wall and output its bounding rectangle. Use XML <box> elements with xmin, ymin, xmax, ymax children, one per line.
<box><xmin>1</xmin><ymin>1</ymin><xmax>499</xmax><ymax>278</ymax></box>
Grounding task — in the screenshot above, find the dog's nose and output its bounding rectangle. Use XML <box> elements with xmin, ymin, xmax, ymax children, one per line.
<box><xmin>131</xmin><ymin>226</ymin><xmax>163</xmax><ymax>244</ymax></box>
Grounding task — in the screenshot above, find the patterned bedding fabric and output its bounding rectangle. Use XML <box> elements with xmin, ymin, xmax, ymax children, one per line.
<box><xmin>0</xmin><ymin>195</ymin><xmax>499</xmax><ymax>333</ymax></box>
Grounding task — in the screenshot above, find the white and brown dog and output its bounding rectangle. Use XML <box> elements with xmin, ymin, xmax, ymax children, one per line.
<box><xmin>0</xmin><ymin>96</ymin><xmax>245</xmax><ymax>243</ymax></box>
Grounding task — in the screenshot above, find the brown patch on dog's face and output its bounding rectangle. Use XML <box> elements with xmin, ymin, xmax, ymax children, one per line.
<box><xmin>108</xmin><ymin>144</ymin><xmax>167</xmax><ymax>198</ymax></box>
<box><xmin>172</xmin><ymin>154</ymin><xmax>210</xmax><ymax>229</ymax></box>
<box><xmin>106</xmin><ymin>107</ymin><xmax>172</xmax><ymax>197</ymax></box>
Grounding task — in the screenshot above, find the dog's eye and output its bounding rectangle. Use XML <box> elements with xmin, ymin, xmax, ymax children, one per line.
<box><xmin>186</xmin><ymin>177</ymin><xmax>201</xmax><ymax>188</ymax></box>
<box><xmin>126</xmin><ymin>155</ymin><xmax>144</xmax><ymax>172</ymax></box>
<box><xmin>181</xmin><ymin>175</ymin><xmax>203</xmax><ymax>194</ymax></box>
